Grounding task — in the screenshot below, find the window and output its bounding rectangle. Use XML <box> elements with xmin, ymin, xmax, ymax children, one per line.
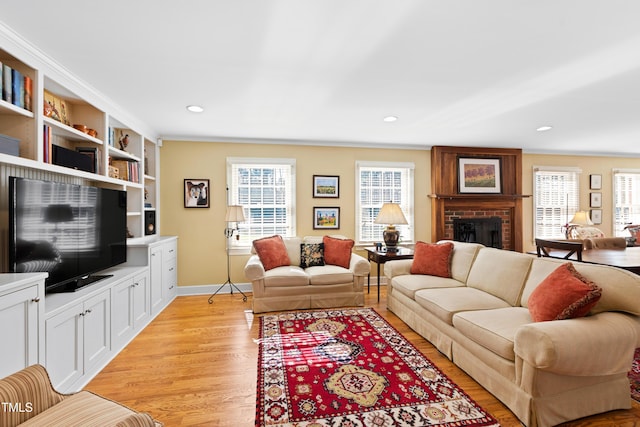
<box><xmin>613</xmin><ymin>169</ymin><xmax>640</xmax><ymax>236</ymax></box>
<box><xmin>227</xmin><ymin>157</ymin><xmax>296</xmax><ymax>250</ymax></box>
<box><xmin>356</xmin><ymin>161</ymin><xmax>414</xmax><ymax>246</ymax></box>
<box><xmin>533</xmin><ymin>166</ymin><xmax>581</xmax><ymax>239</ymax></box>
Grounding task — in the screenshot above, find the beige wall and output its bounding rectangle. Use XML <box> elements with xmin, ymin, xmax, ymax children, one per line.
<box><xmin>522</xmin><ymin>153</ymin><xmax>640</xmax><ymax>253</ymax></box>
<box><xmin>160</xmin><ymin>140</ymin><xmax>640</xmax><ymax>288</ymax></box>
<box><xmin>160</xmin><ymin>140</ymin><xmax>430</xmax><ymax>288</ymax></box>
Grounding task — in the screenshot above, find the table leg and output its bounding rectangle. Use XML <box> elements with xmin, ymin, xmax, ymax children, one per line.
<box><xmin>377</xmin><ymin>262</ymin><xmax>381</xmax><ymax>302</ymax></box>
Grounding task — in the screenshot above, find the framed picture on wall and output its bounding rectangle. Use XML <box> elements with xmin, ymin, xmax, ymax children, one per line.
<box><xmin>184</xmin><ymin>179</ymin><xmax>210</xmax><ymax>208</ymax></box>
<box><xmin>458</xmin><ymin>157</ymin><xmax>502</xmax><ymax>194</ymax></box>
<box><xmin>590</xmin><ymin>174</ymin><xmax>602</xmax><ymax>190</ymax></box>
<box><xmin>313</xmin><ymin>207</ymin><xmax>340</xmax><ymax>229</ymax></box>
<box><xmin>590</xmin><ymin>192</ymin><xmax>602</xmax><ymax>208</ymax></box>
<box><xmin>591</xmin><ymin>209</ymin><xmax>602</xmax><ymax>224</ymax></box>
<box><xmin>313</xmin><ymin>175</ymin><xmax>339</xmax><ymax>198</ymax></box>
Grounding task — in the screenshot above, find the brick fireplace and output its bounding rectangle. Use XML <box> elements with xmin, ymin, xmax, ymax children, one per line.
<box><xmin>430</xmin><ymin>146</ymin><xmax>526</xmax><ymax>252</ymax></box>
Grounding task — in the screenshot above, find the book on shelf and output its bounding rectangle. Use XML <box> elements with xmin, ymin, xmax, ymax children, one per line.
<box><xmin>0</xmin><ymin>61</ymin><xmax>3</xmax><ymax>100</ymax></box>
<box><xmin>11</xmin><ymin>68</ymin><xmax>23</xmax><ymax>108</ymax></box>
<box><xmin>3</xmin><ymin>63</ymin><xmax>11</xmax><ymax>103</ymax></box>
<box><xmin>110</xmin><ymin>158</ymin><xmax>140</xmax><ymax>183</ymax></box>
<box><xmin>23</xmin><ymin>75</ymin><xmax>32</xmax><ymax>111</ymax></box>
<box><xmin>43</xmin><ymin>125</ymin><xmax>53</xmax><ymax>163</ymax></box>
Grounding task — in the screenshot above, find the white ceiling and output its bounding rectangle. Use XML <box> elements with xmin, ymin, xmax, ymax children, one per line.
<box><xmin>3</xmin><ymin>1</ymin><xmax>640</xmax><ymax>155</ymax></box>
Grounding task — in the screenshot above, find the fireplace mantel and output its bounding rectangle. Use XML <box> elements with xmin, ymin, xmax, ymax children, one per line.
<box><xmin>430</xmin><ymin>146</ymin><xmax>526</xmax><ymax>252</ymax></box>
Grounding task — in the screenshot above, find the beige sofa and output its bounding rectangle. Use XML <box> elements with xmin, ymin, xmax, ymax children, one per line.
<box><xmin>0</xmin><ymin>364</ymin><xmax>162</xmax><ymax>426</ymax></box>
<box><xmin>244</xmin><ymin>235</ymin><xmax>369</xmax><ymax>313</ymax></box>
<box><xmin>385</xmin><ymin>240</ymin><xmax>640</xmax><ymax>427</ymax></box>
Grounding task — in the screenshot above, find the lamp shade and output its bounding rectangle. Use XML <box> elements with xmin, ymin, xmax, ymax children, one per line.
<box><xmin>569</xmin><ymin>211</ymin><xmax>593</xmax><ymax>226</ymax></box>
<box><xmin>374</xmin><ymin>202</ymin><xmax>408</xmax><ymax>226</ymax></box>
<box><xmin>225</xmin><ymin>205</ymin><xmax>246</xmax><ymax>222</ymax></box>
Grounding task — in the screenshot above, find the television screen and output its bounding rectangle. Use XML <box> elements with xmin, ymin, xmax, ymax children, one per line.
<box><xmin>9</xmin><ymin>177</ymin><xmax>127</xmax><ymax>293</ymax></box>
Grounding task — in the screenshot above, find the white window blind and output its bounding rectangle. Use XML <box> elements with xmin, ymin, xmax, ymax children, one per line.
<box><xmin>356</xmin><ymin>161</ymin><xmax>414</xmax><ymax>246</ymax></box>
<box><xmin>227</xmin><ymin>157</ymin><xmax>296</xmax><ymax>249</ymax></box>
<box><xmin>533</xmin><ymin>167</ymin><xmax>581</xmax><ymax>239</ymax></box>
<box><xmin>613</xmin><ymin>170</ymin><xmax>640</xmax><ymax>236</ymax></box>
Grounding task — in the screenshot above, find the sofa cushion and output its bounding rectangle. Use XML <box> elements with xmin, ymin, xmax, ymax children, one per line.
<box><xmin>253</xmin><ymin>235</ymin><xmax>291</xmax><ymax>271</ymax></box>
<box><xmin>466</xmin><ymin>247</ymin><xmax>533</xmax><ymax>306</ymax></box>
<box><xmin>263</xmin><ymin>266</ymin><xmax>309</xmax><ymax>287</ymax></box>
<box><xmin>414</xmin><ymin>287</ymin><xmax>511</xmax><ymax>326</ymax></box>
<box><xmin>411</xmin><ymin>241</ymin><xmax>453</xmax><ymax>277</ymax></box>
<box><xmin>447</xmin><ymin>241</ymin><xmax>484</xmax><ymax>283</ymax></box>
<box><xmin>453</xmin><ymin>307</ymin><xmax>533</xmax><ymax>361</ymax></box>
<box><xmin>528</xmin><ymin>262</ymin><xmax>602</xmax><ymax>322</ymax></box>
<box><xmin>20</xmin><ymin>391</ymin><xmax>146</xmax><ymax>427</ymax></box>
<box><xmin>391</xmin><ymin>274</ymin><xmax>465</xmax><ymax>300</ymax></box>
<box><xmin>323</xmin><ymin>236</ymin><xmax>354</xmax><ymax>268</ymax></box>
<box><xmin>306</xmin><ymin>265</ymin><xmax>353</xmax><ymax>285</ymax></box>
<box><xmin>300</xmin><ymin>243</ymin><xmax>324</xmax><ymax>268</ymax></box>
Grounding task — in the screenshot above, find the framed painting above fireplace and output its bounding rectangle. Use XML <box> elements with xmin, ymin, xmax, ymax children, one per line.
<box><xmin>458</xmin><ymin>157</ymin><xmax>502</xmax><ymax>194</ymax></box>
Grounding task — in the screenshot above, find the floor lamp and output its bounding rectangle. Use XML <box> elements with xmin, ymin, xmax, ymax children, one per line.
<box><xmin>208</xmin><ymin>205</ymin><xmax>248</xmax><ymax>304</ymax></box>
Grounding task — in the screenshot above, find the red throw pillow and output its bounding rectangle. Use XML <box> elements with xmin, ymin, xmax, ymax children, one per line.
<box><xmin>253</xmin><ymin>235</ymin><xmax>290</xmax><ymax>271</ymax></box>
<box><xmin>528</xmin><ymin>262</ymin><xmax>602</xmax><ymax>322</ymax></box>
<box><xmin>323</xmin><ymin>236</ymin><xmax>354</xmax><ymax>268</ymax></box>
<box><xmin>410</xmin><ymin>241</ymin><xmax>454</xmax><ymax>278</ymax></box>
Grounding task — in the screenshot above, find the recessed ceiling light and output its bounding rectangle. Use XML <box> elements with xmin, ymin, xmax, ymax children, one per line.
<box><xmin>186</xmin><ymin>105</ymin><xmax>204</xmax><ymax>113</ymax></box>
<box><xmin>536</xmin><ymin>125</ymin><xmax>552</xmax><ymax>132</ymax></box>
<box><xmin>383</xmin><ymin>116</ymin><xmax>398</xmax><ymax>122</ymax></box>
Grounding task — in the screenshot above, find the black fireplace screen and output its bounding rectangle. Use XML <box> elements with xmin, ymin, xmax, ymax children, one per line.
<box><xmin>453</xmin><ymin>217</ymin><xmax>502</xmax><ymax>248</ymax></box>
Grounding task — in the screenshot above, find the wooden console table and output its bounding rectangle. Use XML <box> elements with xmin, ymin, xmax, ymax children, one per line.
<box><xmin>364</xmin><ymin>247</ymin><xmax>414</xmax><ymax>302</ymax></box>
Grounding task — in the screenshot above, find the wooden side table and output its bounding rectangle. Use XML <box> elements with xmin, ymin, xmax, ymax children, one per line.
<box><xmin>364</xmin><ymin>247</ymin><xmax>414</xmax><ymax>302</ymax></box>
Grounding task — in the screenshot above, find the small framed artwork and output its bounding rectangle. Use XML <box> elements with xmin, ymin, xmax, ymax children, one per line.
<box><xmin>313</xmin><ymin>175</ymin><xmax>339</xmax><ymax>198</ymax></box>
<box><xmin>590</xmin><ymin>192</ymin><xmax>602</xmax><ymax>208</ymax></box>
<box><xmin>590</xmin><ymin>174</ymin><xmax>602</xmax><ymax>190</ymax></box>
<box><xmin>458</xmin><ymin>157</ymin><xmax>501</xmax><ymax>194</ymax></box>
<box><xmin>590</xmin><ymin>209</ymin><xmax>602</xmax><ymax>224</ymax></box>
<box><xmin>184</xmin><ymin>179</ymin><xmax>210</xmax><ymax>208</ymax></box>
<box><xmin>313</xmin><ymin>207</ymin><xmax>340</xmax><ymax>229</ymax></box>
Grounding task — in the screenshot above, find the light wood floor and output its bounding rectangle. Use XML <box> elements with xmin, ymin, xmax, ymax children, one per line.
<box><xmin>86</xmin><ymin>288</ymin><xmax>640</xmax><ymax>426</ymax></box>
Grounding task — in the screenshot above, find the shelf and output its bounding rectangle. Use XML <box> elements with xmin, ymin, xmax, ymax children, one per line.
<box><xmin>0</xmin><ymin>99</ymin><xmax>34</xmax><ymax>118</ymax></box>
<box><xmin>1</xmin><ymin>39</ymin><xmax>159</xmax><ymax>239</ymax></box>
<box><xmin>44</xmin><ymin>117</ymin><xmax>103</xmax><ymax>145</ymax></box>
<box><xmin>108</xmin><ymin>145</ymin><xmax>140</xmax><ymax>162</ymax></box>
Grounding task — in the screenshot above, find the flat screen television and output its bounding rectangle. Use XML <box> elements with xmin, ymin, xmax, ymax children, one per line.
<box><xmin>9</xmin><ymin>177</ymin><xmax>127</xmax><ymax>293</ymax></box>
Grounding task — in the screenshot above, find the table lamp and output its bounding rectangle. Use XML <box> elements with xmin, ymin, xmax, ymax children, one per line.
<box><xmin>374</xmin><ymin>202</ymin><xmax>408</xmax><ymax>252</ymax></box>
<box><xmin>565</xmin><ymin>210</ymin><xmax>593</xmax><ymax>238</ymax></box>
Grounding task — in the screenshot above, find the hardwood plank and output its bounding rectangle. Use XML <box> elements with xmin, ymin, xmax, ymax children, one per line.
<box><xmin>86</xmin><ymin>289</ymin><xmax>640</xmax><ymax>426</ymax></box>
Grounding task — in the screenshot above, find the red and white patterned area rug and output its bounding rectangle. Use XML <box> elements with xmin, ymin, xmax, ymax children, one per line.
<box><xmin>255</xmin><ymin>308</ymin><xmax>499</xmax><ymax>426</ymax></box>
<box><xmin>631</xmin><ymin>348</ymin><xmax>640</xmax><ymax>403</ymax></box>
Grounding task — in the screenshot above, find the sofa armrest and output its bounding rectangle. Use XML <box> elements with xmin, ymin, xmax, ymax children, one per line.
<box><xmin>514</xmin><ymin>312</ymin><xmax>639</xmax><ymax>376</ymax></box>
<box><xmin>383</xmin><ymin>259</ymin><xmax>413</xmax><ymax>279</ymax></box>
<box><xmin>349</xmin><ymin>253</ymin><xmax>370</xmax><ymax>276</ymax></box>
<box><xmin>244</xmin><ymin>255</ymin><xmax>266</xmax><ymax>281</ymax></box>
<box><xmin>0</xmin><ymin>364</ymin><xmax>66</xmax><ymax>426</ymax></box>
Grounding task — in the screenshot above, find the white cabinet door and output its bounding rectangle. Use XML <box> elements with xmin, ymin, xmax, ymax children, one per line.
<box><xmin>111</xmin><ymin>278</ymin><xmax>135</xmax><ymax>349</ymax></box>
<box><xmin>45</xmin><ymin>289</ymin><xmax>110</xmax><ymax>391</ymax></box>
<box><xmin>45</xmin><ymin>302</ymin><xmax>83</xmax><ymax>391</ymax></box>
<box><xmin>83</xmin><ymin>290</ymin><xmax>111</xmax><ymax>373</ymax></box>
<box><xmin>150</xmin><ymin>246</ymin><xmax>163</xmax><ymax>316</ymax></box>
<box><xmin>0</xmin><ymin>285</ymin><xmax>40</xmax><ymax>378</ymax></box>
<box><xmin>132</xmin><ymin>270</ymin><xmax>150</xmax><ymax>328</ymax></box>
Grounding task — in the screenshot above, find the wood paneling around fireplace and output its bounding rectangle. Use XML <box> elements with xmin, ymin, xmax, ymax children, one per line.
<box><xmin>429</xmin><ymin>146</ymin><xmax>528</xmax><ymax>252</ymax></box>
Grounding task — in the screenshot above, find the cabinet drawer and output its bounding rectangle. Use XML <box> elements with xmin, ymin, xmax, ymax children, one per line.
<box><xmin>163</xmin><ymin>240</ymin><xmax>177</xmax><ymax>261</ymax></box>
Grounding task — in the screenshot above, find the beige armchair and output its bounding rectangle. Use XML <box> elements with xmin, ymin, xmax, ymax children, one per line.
<box><xmin>0</xmin><ymin>364</ymin><xmax>162</xmax><ymax>426</ymax></box>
